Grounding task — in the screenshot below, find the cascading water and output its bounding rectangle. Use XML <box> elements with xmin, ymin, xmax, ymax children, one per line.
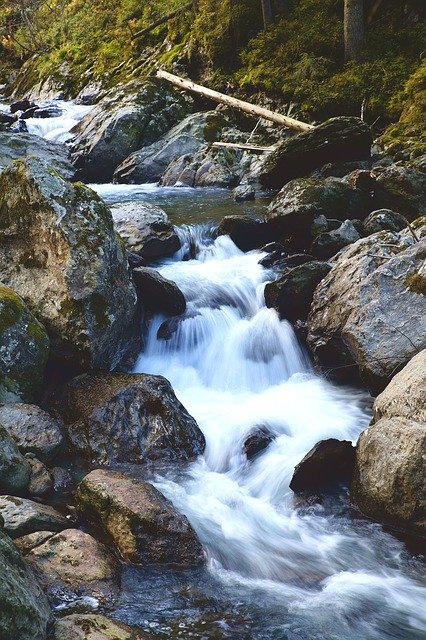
<box><xmin>129</xmin><ymin>223</ymin><xmax>425</xmax><ymax>639</ymax></box>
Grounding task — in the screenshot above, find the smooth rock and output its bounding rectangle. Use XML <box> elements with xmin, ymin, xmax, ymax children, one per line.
<box><xmin>54</xmin><ymin>614</ymin><xmax>153</xmax><ymax>640</ymax></box>
<box><xmin>132</xmin><ymin>267</ymin><xmax>186</xmax><ymax>316</ymax></box>
<box><xmin>76</xmin><ymin>469</ymin><xmax>204</xmax><ymax>566</ymax></box>
<box><xmin>0</xmin><ymin>426</ymin><xmax>31</xmax><ymax>493</ymax></box>
<box><xmin>54</xmin><ymin>373</ymin><xmax>205</xmax><ymax>464</ymax></box>
<box><xmin>243</xmin><ymin>427</ymin><xmax>274</xmax><ymax>460</ymax></box>
<box><xmin>290</xmin><ymin>439</ymin><xmax>356</xmax><ymax>492</ymax></box>
<box><xmin>0</xmin><ymin>495</ymin><xmax>68</xmax><ymax>538</ymax></box>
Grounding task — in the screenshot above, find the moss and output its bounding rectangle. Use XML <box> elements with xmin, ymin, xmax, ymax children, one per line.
<box><xmin>405</xmin><ymin>273</ymin><xmax>426</xmax><ymax>295</ymax></box>
<box><xmin>0</xmin><ymin>287</ymin><xmax>25</xmax><ymax>334</ymax></box>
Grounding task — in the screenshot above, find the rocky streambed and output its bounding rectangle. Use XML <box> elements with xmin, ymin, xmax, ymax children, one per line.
<box><xmin>0</xmin><ymin>80</ymin><xmax>425</xmax><ymax>640</ymax></box>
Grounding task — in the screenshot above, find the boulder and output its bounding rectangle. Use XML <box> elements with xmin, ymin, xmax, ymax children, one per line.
<box><xmin>10</xmin><ymin>99</ymin><xmax>35</xmax><ymax>113</ymax></box>
<box><xmin>0</xmin><ymin>495</ymin><xmax>68</xmax><ymax>538</ymax></box>
<box><xmin>54</xmin><ymin>614</ymin><xmax>153</xmax><ymax>640</ymax></box>
<box><xmin>259</xmin><ymin>117</ymin><xmax>372</xmax><ymax>189</ymax></box>
<box><xmin>218</xmin><ymin>216</ymin><xmax>268</xmax><ymax>251</ymax></box>
<box><xmin>132</xmin><ymin>267</ymin><xmax>186</xmax><ymax>316</ymax></box>
<box><xmin>0</xmin><ymin>131</ymin><xmax>74</xmax><ymax>178</ymax></box>
<box><xmin>71</xmin><ymin>79</ymin><xmax>189</xmax><ymax>181</ymax></box>
<box><xmin>0</xmin><ymin>426</ymin><xmax>31</xmax><ymax>493</ymax></box>
<box><xmin>373</xmin><ymin>166</ymin><xmax>426</xmax><ymax>221</ymax></box>
<box><xmin>0</xmin><ymin>530</ymin><xmax>51</xmax><ymax>640</ymax></box>
<box><xmin>243</xmin><ymin>427</ymin><xmax>274</xmax><ymax>460</ymax></box>
<box><xmin>0</xmin><ymin>404</ymin><xmax>65</xmax><ymax>463</ymax></box>
<box><xmin>161</xmin><ymin>153</ymin><xmax>197</xmax><ymax>187</ymax></box>
<box><xmin>290</xmin><ymin>439</ymin><xmax>356</xmax><ymax>492</ymax></box>
<box><xmin>307</xmin><ymin>225</ymin><xmax>426</xmax><ymax>392</ymax></box>
<box><xmin>110</xmin><ymin>201</ymin><xmax>180</xmax><ymax>261</ymax></box>
<box><xmin>54</xmin><ymin>373</ymin><xmax>205</xmax><ymax>464</ymax></box>
<box><xmin>25</xmin><ymin>529</ymin><xmax>120</xmax><ymax>604</ymax></box>
<box><xmin>0</xmin><ymin>111</ymin><xmax>16</xmax><ymax>125</ymax></box>
<box><xmin>311</xmin><ymin>220</ymin><xmax>361</xmax><ymax>259</ymax></box>
<box><xmin>0</xmin><ymin>287</ymin><xmax>49</xmax><ymax>403</ymax></box>
<box><xmin>76</xmin><ymin>469</ymin><xmax>204</xmax><ymax>566</ymax></box>
<box><xmin>362</xmin><ymin>209</ymin><xmax>407</xmax><ymax>235</ymax></box>
<box><xmin>265</xmin><ymin>261</ymin><xmax>331</xmax><ymax>322</ymax></box>
<box><xmin>231</xmin><ymin>184</ymin><xmax>256</xmax><ymax>202</ymax></box>
<box><xmin>113</xmin><ymin>111</ymin><xmax>227</xmax><ymax>184</ymax></box>
<box><xmin>27</xmin><ymin>457</ymin><xmax>53</xmax><ymax>497</ymax></box>
<box><xmin>0</xmin><ymin>158</ymin><xmax>139</xmax><ymax>372</ymax></box>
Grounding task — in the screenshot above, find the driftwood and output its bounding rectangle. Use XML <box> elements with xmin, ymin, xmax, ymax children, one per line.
<box><xmin>132</xmin><ymin>2</ymin><xmax>193</xmax><ymax>40</ymax></box>
<box><xmin>212</xmin><ymin>141</ymin><xmax>275</xmax><ymax>153</ymax></box>
<box><xmin>157</xmin><ymin>70</ymin><xmax>314</xmax><ymax>133</ymax></box>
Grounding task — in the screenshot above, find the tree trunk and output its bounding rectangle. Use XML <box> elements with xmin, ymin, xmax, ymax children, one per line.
<box><xmin>344</xmin><ymin>0</ymin><xmax>364</xmax><ymax>62</ymax></box>
<box><xmin>260</xmin><ymin>0</ymin><xmax>273</xmax><ymax>28</ymax></box>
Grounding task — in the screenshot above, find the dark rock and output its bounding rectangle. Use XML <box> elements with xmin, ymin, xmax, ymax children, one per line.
<box><xmin>259</xmin><ymin>117</ymin><xmax>372</xmax><ymax>190</ymax></box>
<box><xmin>231</xmin><ymin>184</ymin><xmax>256</xmax><ymax>202</ymax></box>
<box><xmin>10</xmin><ymin>99</ymin><xmax>35</xmax><ymax>114</ymax></box>
<box><xmin>0</xmin><ymin>131</ymin><xmax>74</xmax><ymax>178</ymax></box>
<box><xmin>133</xmin><ymin>267</ymin><xmax>186</xmax><ymax>316</ymax></box>
<box><xmin>265</xmin><ymin>261</ymin><xmax>331</xmax><ymax>321</ymax></box>
<box><xmin>261</xmin><ymin>252</ymin><xmax>317</xmax><ymax>272</ymax></box>
<box><xmin>54</xmin><ymin>373</ymin><xmax>205</xmax><ymax>464</ymax></box>
<box><xmin>310</xmin><ymin>214</ymin><xmax>329</xmax><ymax>238</ymax></box>
<box><xmin>346</xmin><ymin>169</ymin><xmax>377</xmax><ymax>192</ymax></box>
<box><xmin>76</xmin><ymin>469</ymin><xmax>204</xmax><ymax>566</ymax></box>
<box><xmin>10</xmin><ymin>119</ymin><xmax>28</xmax><ymax>133</ymax></box>
<box><xmin>26</xmin><ymin>457</ymin><xmax>53</xmax><ymax>497</ymax></box>
<box><xmin>290</xmin><ymin>439</ymin><xmax>356</xmax><ymax>492</ymax></box>
<box><xmin>20</xmin><ymin>106</ymin><xmax>38</xmax><ymax>119</ymax></box>
<box><xmin>27</xmin><ymin>105</ymin><xmax>63</xmax><ymax>119</ymax></box>
<box><xmin>0</xmin><ymin>111</ymin><xmax>16</xmax><ymax>125</ymax></box>
<box><xmin>0</xmin><ymin>425</ymin><xmax>31</xmax><ymax>493</ymax></box>
<box><xmin>363</xmin><ymin>209</ymin><xmax>408</xmax><ymax>235</ymax></box>
<box><xmin>218</xmin><ymin>216</ymin><xmax>267</xmax><ymax>251</ymax></box>
<box><xmin>311</xmin><ymin>220</ymin><xmax>361</xmax><ymax>259</ymax></box>
<box><xmin>127</xmin><ymin>251</ymin><xmax>146</xmax><ymax>269</ymax></box>
<box><xmin>373</xmin><ymin>165</ymin><xmax>426</xmax><ymax>221</ymax></box>
<box><xmin>52</xmin><ymin>467</ymin><xmax>74</xmax><ymax>496</ymax></box>
<box><xmin>310</xmin><ymin>159</ymin><xmax>371</xmax><ymax>179</ymax></box>
<box><xmin>244</xmin><ymin>427</ymin><xmax>274</xmax><ymax>460</ymax></box>
<box><xmin>0</xmin><ymin>496</ymin><xmax>68</xmax><ymax>539</ymax></box>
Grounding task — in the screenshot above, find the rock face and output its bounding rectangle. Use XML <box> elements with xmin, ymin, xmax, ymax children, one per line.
<box><xmin>307</xmin><ymin>224</ymin><xmax>426</xmax><ymax>392</ymax></box>
<box><xmin>55</xmin><ymin>373</ymin><xmax>205</xmax><ymax>464</ymax></box>
<box><xmin>0</xmin><ymin>425</ymin><xmax>31</xmax><ymax>493</ymax></box>
<box><xmin>0</xmin><ymin>404</ymin><xmax>65</xmax><ymax>463</ymax></box>
<box><xmin>290</xmin><ymin>439</ymin><xmax>356</xmax><ymax>492</ymax></box>
<box><xmin>71</xmin><ymin>79</ymin><xmax>189</xmax><ymax>181</ymax></box>
<box><xmin>0</xmin><ymin>495</ymin><xmax>68</xmax><ymax>538</ymax></box>
<box><xmin>259</xmin><ymin>117</ymin><xmax>373</xmax><ymax>189</ymax></box>
<box><xmin>265</xmin><ymin>261</ymin><xmax>331</xmax><ymax>322</ymax></box>
<box><xmin>132</xmin><ymin>267</ymin><xmax>186</xmax><ymax>316</ymax></box>
<box><xmin>0</xmin><ymin>287</ymin><xmax>49</xmax><ymax>403</ymax></box>
<box><xmin>0</xmin><ymin>158</ymin><xmax>139</xmax><ymax>372</ymax></box>
<box><xmin>77</xmin><ymin>469</ymin><xmax>204</xmax><ymax>566</ymax></box>
<box><xmin>0</xmin><ymin>530</ymin><xmax>51</xmax><ymax>640</ymax></box>
<box><xmin>110</xmin><ymin>201</ymin><xmax>180</xmax><ymax>261</ymax></box>
<box><xmin>54</xmin><ymin>614</ymin><xmax>153</xmax><ymax>640</ymax></box>
<box><xmin>25</xmin><ymin>529</ymin><xmax>120</xmax><ymax>604</ymax></box>
<box><xmin>0</xmin><ymin>131</ymin><xmax>74</xmax><ymax>178</ymax></box>
<box><xmin>113</xmin><ymin>111</ymin><xmax>227</xmax><ymax>184</ymax></box>
<box><xmin>352</xmin><ymin>350</ymin><xmax>426</xmax><ymax>535</ymax></box>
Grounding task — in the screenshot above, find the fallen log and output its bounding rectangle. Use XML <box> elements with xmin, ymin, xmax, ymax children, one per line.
<box><xmin>212</xmin><ymin>141</ymin><xmax>275</xmax><ymax>153</ymax></box>
<box><xmin>132</xmin><ymin>2</ymin><xmax>193</xmax><ymax>40</ymax></box>
<box><xmin>157</xmin><ymin>70</ymin><xmax>314</xmax><ymax>133</ymax></box>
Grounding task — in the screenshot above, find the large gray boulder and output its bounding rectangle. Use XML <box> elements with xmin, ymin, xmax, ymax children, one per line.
<box><xmin>113</xmin><ymin>111</ymin><xmax>227</xmax><ymax>183</ymax></box>
<box><xmin>259</xmin><ymin>117</ymin><xmax>372</xmax><ymax>190</ymax></box>
<box><xmin>54</xmin><ymin>373</ymin><xmax>205</xmax><ymax>465</ymax></box>
<box><xmin>71</xmin><ymin>79</ymin><xmax>189</xmax><ymax>181</ymax></box>
<box><xmin>76</xmin><ymin>469</ymin><xmax>204</xmax><ymax>566</ymax></box>
<box><xmin>0</xmin><ymin>529</ymin><xmax>51</xmax><ymax>640</ymax></box>
<box><xmin>307</xmin><ymin>222</ymin><xmax>426</xmax><ymax>392</ymax></box>
<box><xmin>0</xmin><ymin>286</ymin><xmax>49</xmax><ymax>403</ymax></box>
<box><xmin>0</xmin><ymin>131</ymin><xmax>74</xmax><ymax>179</ymax></box>
<box><xmin>0</xmin><ymin>158</ymin><xmax>139</xmax><ymax>372</ymax></box>
<box><xmin>352</xmin><ymin>350</ymin><xmax>426</xmax><ymax>536</ymax></box>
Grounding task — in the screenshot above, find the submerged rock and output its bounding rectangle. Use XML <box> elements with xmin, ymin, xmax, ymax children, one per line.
<box><xmin>290</xmin><ymin>439</ymin><xmax>356</xmax><ymax>492</ymax></box>
<box><xmin>76</xmin><ymin>469</ymin><xmax>204</xmax><ymax>566</ymax></box>
<box><xmin>54</xmin><ymin>373</ymin><xmax>205</xmax><ymax>464</ymax></box>
<box><xmin>0</xmin><ymin>287</ymin><xmax>49</xmax><ymax>403</ymax></box>
<box><xmin>54</xmin><ymin>614</ymin><xmax>153</xmax><ymax>640</ymax></box>
<box><xmin>0</xmin><ymin>495</ymin><xmax>68</xmax><ymax>538</ymax></box>
<box><xmin>0</xmin><ymin>158</ymin><xmax>139</xmax><ymax>372</ymax></box>
<box><xmin>243</xmin><ymin>427</ymin><xmax>275</xmax><ymax>460</ymax></box>
<box><xmin>132</xmin><ymin>267</ymin><xmax>186</xmax><ymax>316</ymax></box>
<box><xmin>0</xmin><ymin>529</ymin><xmax>51</xmax><ymax>640</ymax></box>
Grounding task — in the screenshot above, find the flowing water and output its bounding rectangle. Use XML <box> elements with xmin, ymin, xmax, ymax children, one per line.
<box><xmin>5</xmin><ymin>103</ymin><xmax>425</xmax><ymax>639</ymax></box>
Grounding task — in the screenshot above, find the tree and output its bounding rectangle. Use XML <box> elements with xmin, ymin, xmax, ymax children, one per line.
<box><xmin>344</xmin><ymin>0</ymin><xmax>364</xmax><ymax>61</ymax></box>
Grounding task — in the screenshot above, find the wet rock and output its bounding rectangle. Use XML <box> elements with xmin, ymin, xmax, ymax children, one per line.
<box><xmin>218</xmin><ymin>216</ymin><xmax>267</xmax><ymax>251</ymax></box>
<box><xmin>10</xmin><ymin>99</ymin><xmax>35</xmax><ymax>114</ymax></box>
<box><xmin>71</xmin><ymin>79</ymin><xmax>189</xmax><ymax>181</ymax></box>
<box><xmin>307</xmin><ymin>224</ymin><xmax>426</xmax><ymax>392</ymax></box>
<box><xmin>76</xmin><ymin>469</ymin><xmax>204</xmax><ymax>566</ymax></box>
<box><xmin>52</xmin><ymin>467</ymin><xmax>74</xmax><ymax>496</ymax></box>
<box><xmin>265</xmin><ymin>261</ymin><xmax>331</xmax><ymax>322</ymax></box>
<box><xmin>0</xmin><ymin>426</ymin><xmax>31</xmax><ymax>493</ymax></box>
<box><xmin>0</xmin><ymin>495</ymin><xmax>68</xmax><ymax>538</ymax></box>
<box><xmin>244</xmin><ymin>427</ymin><xmax>274</xmax><ymax>460</ymax></box>
<box><xmin>0</xmin><ymin>404</ymin><xmax>65</xmax><ymax>463</ymax></box>
<box><xmin>0</xmin><ymin>158</ymin><xmax>139</xmax><ymax>372</ymax></box>
<box><xmin>110</xmin><ymin>201</ymin><xmax>180</xmax><ymax>261</ymax></box>
<box><xmin>10</xmin><ymin>119</ymin><xmax>28</xmax><ymax>133</ymax></box>
<box><xmin>0</xmin><ymin>529</ymin><xmax>51</xmax><ymax>640</ymax></box>
<box><xmin>290</xmin><ymin>439</ymin><xmax>356</xmax><ymax>492</ymax></box>
<box><xmin>54</xmin><ymin>613</ymin><xmax>153</xmax><ymax>640</ymax></box>
<box><xmin>54</xmin><ymin>373</ymin><xmax>205</xmax><ymax>464</ymax></box>
<box><xmin>0</xmin><ymin>131</ymin><xmax>74</xmax><ymax>178</ymax></box>
<box><xmin>0</xmin><ymin>111</ymin><xmax>16</xmax><ymax>125</ymax></box>
<box><xmin>25</xmin><ymin>529</ymin><xmax>120</xmax><ymax>604</ymax></box>
<box><xmin>362</xmin><ymin>209</ymin><xmax>408</xmax><ymax>235</ymax></box>
<box><xmin>231</xmin><ymin>184</ymin><xmax>256</xmax><ymax>202</ymax></box>
<box><xmin>132</xmin><ymin>267</ymin><xmax>186</xmax><ymax>316</ymax></box>
<box><xmin>26</xmin><ymin>105</ymin><xmax>64</xmax><ymax>119</ymax></box>
<box><xmin>0</xmin><ymin>287</ymin><xmax>49</xmax><ymax>403</ymax></box>
<box><xmin>113</xmin><ymin>111</ymin><xmax>226</xmax><ymax>184</ymax></box>
<box><xmin>373</xmin><ymin>165</ymin><xmax>426</xmax><ymax>221</ymax></box>
<box><xmin>260</xmin><ymin>117</ymin><xmax>372</xmax><ymax>189</ymax></box>
<box><xmin>27</xmin><ymin>457</ymin><xmax>53</xmax><ymax>497</ymax></box>
<box><xmin>311</xmin><ymin>220</ymin><xmax>361</xmax><ymax>260</ymax></box>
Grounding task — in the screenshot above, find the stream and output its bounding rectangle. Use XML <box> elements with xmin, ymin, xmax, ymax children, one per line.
<box><xmin>3</xmin><ymin>101</ymin><xmax>425</xmax><ymax>639</ymax></box>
